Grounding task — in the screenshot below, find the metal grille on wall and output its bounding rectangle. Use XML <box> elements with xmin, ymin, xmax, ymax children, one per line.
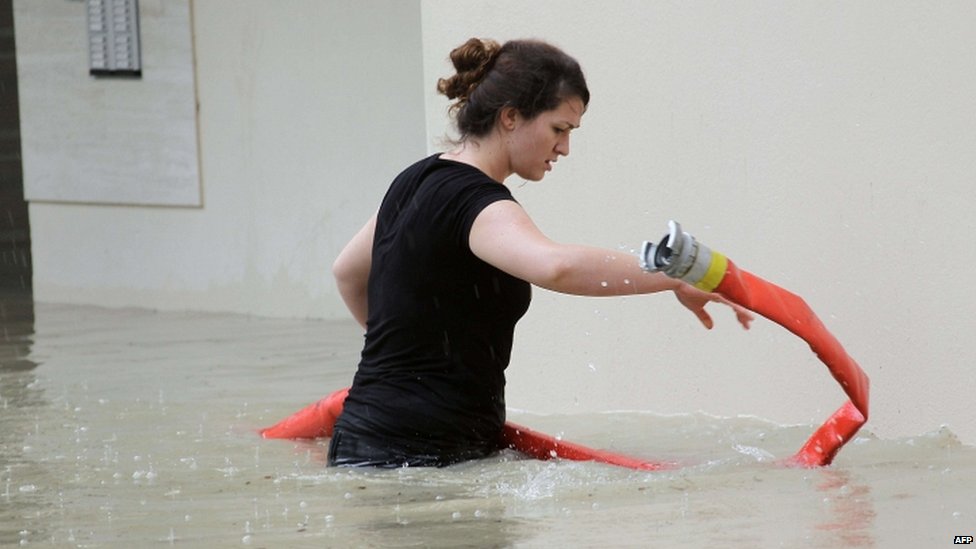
<box><xmin>87</xmin><ymin>0</ymin><xmax>141</xmax><ymax>77</ymax></box>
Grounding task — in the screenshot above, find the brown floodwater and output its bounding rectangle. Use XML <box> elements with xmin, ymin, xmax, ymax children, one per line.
<box><xmin>1</xmin><ymin>302</ymin><xmax>972</xmax><ymax>547</ymax></box>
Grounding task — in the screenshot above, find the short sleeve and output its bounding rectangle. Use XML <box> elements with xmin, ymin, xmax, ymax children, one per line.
<box><xmin>453</xmin><ymin>180</ymin><xmax>516</xmax><ymax>251</ymax></box>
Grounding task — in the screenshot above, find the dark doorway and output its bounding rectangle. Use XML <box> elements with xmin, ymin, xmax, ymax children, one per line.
<box><xmin>0</xmin><ymin>0</ymin><xmax>36</xmax><ymax>371</ymax></box>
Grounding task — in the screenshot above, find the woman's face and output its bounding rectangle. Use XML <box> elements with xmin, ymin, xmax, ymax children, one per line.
<box><xmin>507</xmin><ymin>97</ymin><xmax>584</xmax><ymax>181</ymax></box>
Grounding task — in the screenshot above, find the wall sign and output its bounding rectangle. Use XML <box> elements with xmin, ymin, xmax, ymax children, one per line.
<box><xmin>88</xmin><ymin>0</ymin><xmax>141</xmax><ymax>77</ymax></box>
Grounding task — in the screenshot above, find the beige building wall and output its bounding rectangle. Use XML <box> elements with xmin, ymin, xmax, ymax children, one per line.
<box><xmin>17</xmin><ymin>1</ymin><xmax>975</xmax><ymax>444</ymax></box>
<box><xmin>18</xmin><ymin>0</ymin><xmax>426</xmax><ymax>318</ymax></box>
<box><xmin>420</xmin><ymin>1</ymin><xmax>975</xmax><ymax>444</ymax></box>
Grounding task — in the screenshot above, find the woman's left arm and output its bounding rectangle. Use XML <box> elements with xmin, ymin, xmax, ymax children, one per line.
<box><xmin>332</xmin><ymin>213</ymin><xmax>377</xmax><ymax>330</ymax></box>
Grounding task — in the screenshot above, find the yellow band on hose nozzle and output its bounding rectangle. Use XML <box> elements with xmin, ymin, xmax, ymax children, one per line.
<box><xmin>694</xmin><ymin>251</ymin><xmax>727</xmax><ymax>293</ymax></box>
<box><xmin>639</xmin><ymin>220</ymin><xmax>727</xmax><ymax>291</ymax></box>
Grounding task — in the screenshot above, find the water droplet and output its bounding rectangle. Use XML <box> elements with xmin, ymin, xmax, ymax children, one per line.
<box><xmin>451</xmin><ymin>511</ymin><xmax>461</xmax><ymax>520</ymax></box>
<box><xmin>600</xmin><ymin>281</ymin><xmax>608</xmax><ymax>287</ymax></box>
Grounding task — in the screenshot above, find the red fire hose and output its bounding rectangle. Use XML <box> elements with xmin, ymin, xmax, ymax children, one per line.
<box><xmin>259</xmin><ymin>387</ymin><xmax>672</xmax><ymax>470</ymax></box>
<box><xmin>641</xmin><ymin>221</ymin><xmax>869</xmax><ymax>466</ymax></box>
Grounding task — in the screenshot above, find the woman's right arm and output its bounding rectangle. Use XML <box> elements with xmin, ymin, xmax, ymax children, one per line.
<box><xmin>332</xmin><ymin>213</ymin><xmax>377</xmax><ymax>330</ymax></box>
<box><xmin>468</xmin><ymin>200</ymin><xmax>678</xmax><ymax>297</ymax></box>
<box><xmin>469</xmin><ymin>200</ymin><xmax>752</xmax><ymax>329</ymax></box>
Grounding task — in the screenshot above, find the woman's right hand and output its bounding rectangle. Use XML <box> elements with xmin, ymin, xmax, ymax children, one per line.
<box><xmin>673</xmin><ymin>283</ymin><xmax>754</xmax><ymax>330</ymax></box>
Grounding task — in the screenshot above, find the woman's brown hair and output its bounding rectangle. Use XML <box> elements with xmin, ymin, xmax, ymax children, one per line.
<box><xmin>437</xmin><ymin>38</ymin><xmax>589</xmax><ymax>139</ymax></box>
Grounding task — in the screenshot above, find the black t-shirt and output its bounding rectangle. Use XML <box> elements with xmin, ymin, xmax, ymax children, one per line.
<box><xmin>333</xmin><ymin>154</ymin><xmax>531</xmax><ymax>462</ymax></box>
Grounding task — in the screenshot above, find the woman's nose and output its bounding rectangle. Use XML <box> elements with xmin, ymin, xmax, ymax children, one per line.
<box><xmin>555</xmin><ymin>135</ymin><xmax>570</xmax><ymax>157</ymax></box>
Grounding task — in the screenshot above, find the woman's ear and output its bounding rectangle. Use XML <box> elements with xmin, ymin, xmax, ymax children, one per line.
<box><xmin>498</xmin><ymin>106</ymin><xmax>519</xmax><ymax>132</ymax></box>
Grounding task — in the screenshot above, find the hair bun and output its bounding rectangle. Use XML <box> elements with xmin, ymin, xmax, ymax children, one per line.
<box><xmin>436</xmin><ymin>38</ymin><xmax>501</xmax><ymax>100</ymax></box>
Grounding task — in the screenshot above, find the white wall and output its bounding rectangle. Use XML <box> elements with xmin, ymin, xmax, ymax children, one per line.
<box><xmin>420</xmin><ymin>1</ymin><xmax>976</xmax><ymax>444</ymax></box>
<box><xmin>20</xmin><ymin>0</ymin><xmax>426</xmax><ymax>318</ymax></box>
<box><xmin>17</xmin><ymin>0</ymin><xmax>201</xmax><ymax>206</ymax></box>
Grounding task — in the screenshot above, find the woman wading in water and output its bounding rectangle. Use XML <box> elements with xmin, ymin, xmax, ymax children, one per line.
<box><xmin>328</xmin><ymin>37</ymin><xmax>753</xmax><ymax>467</ymax></box>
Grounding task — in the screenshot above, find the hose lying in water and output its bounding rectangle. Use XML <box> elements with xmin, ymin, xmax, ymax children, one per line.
<box><xmin>260</xmin><ymin>387</ymin><xmax>672</xmax><ymax>470</ymax></box>
<box><xmin>260</xmin><ymin>387</ymin><xmax>348</xmax><ymax>439</ymax></box>
<box><xmin>639</xmin><ymin>221</ymin><xmax>869</xmax><ymax>467</ymax></box>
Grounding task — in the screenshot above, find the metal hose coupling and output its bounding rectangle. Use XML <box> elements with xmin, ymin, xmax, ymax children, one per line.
<box><xmin>639</xmin><ymin>220</ymin><xmax>728</xmax><ymax>292</ymax></box>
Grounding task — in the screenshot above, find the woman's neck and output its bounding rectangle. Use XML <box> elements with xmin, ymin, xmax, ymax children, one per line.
<box><xmin>441</xmin><ymin>136</ymin><xmax>510</xmax><ymax>183</ymax></box>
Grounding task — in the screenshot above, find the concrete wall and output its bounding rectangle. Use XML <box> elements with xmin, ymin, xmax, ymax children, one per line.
<box><xmin>17</xmin><ymin>0</ymin><xmax>426</xmax><ymax>317</ymax></box>
<box><xmin>17</xmin><ymin>0</ymin><xmax>201</xmax><ymax>207</ymax></box>
<box><xmin>421</xmin><ymin>1</ymin><xmax>976</xmax><ymax>444</ymax></box>
<box><xmin>16</xmin><ymin>1</ymin><xmax>976</xmax><ymax>444</ymax></box>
